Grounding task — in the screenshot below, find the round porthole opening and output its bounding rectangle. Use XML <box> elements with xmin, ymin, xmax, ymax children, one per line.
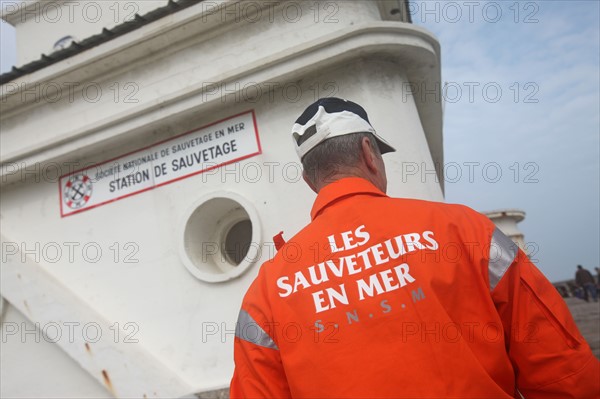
<box><xmin>181</xmin><ymin>193</ymin><xmax>261</xmax><ymax>283</ymax></box>
<box><xmin>223</xmin><ymin>219</ymin><xmax>253</xmax><ymax>266</ymax></box>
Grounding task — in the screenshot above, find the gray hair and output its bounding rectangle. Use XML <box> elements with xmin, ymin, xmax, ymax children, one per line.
<box><xmin>302</xmin><ymin>132</ymin><xmax>380</xmax><ymax>186</ymax></box>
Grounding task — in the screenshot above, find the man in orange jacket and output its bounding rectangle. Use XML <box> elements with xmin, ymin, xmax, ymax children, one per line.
<box><xmin>230</xmin><ymin>98</ymin><xmax>599</xmax><ymax>398</ymax></box>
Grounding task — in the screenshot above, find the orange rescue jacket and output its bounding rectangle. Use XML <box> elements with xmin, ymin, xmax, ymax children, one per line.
<box><xmin>230</xmin><ymin>177</ymin><xmax>599</xmax><ymax>398</ymax></box>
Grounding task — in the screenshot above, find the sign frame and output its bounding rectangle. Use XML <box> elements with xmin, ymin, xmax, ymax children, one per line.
<box><xmin>58</xmin><ymin>110</ymin><xmax>262</xmax><ymax>217</ymax></box>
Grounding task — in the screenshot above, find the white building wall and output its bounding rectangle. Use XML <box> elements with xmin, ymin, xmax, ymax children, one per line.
<box><xmin>1</xmin><ymin>303</ymin><xmax>113</xmax><ymax>399</ymax></box>
<box><xmin>0</xmin><ymin>0</ymin><xmax>396</xmax><ymax>161</ymax></box>
<box><xmin>2</xmin><ymin>0</ymin><xmax>166</xmax><ymax>65</ymax></box>
<box><xmin>1</xmin><ymin>60</ymin><xmax>442</xmax><ymax>394</ymax></box>
<box><xmin>1</xmin><ymin>1</ymin><xmax>443</xmax><ymax>397</ymax></box>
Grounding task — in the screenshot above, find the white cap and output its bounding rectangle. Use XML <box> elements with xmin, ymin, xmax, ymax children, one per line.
<box><xmin>291</xmin><ymin>98</ymin><xmax>396</xmax><ymax>160</ymax></box>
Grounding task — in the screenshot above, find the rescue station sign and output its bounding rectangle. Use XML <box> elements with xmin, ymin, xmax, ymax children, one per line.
<box><xmin>59</xmin><ymin>111</ymin><xmax>261</xmax><ymax>217</ymax></box>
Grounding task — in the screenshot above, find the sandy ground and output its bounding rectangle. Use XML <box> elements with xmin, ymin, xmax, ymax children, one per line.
<box><xmin>565</xmin><ymin>296</ymin><xmax>600</xmax><ymax>359</ymax></box>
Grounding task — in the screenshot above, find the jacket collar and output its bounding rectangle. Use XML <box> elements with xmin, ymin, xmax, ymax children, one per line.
<box><xmin>310</xmin><ymin>177</ymin><xmax>387</xmax><ymax>220</ymax></box>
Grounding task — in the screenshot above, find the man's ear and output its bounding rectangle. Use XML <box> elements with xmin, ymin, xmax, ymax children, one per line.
<box><xmin>361</xmin><ymin>137</ymin><xmax>378</xmax><ymax>173</ymax></box>
<box><xmin>303</xmin><ymin>170</ymin><xmax>319</xmax><ymax>194</ymax></box>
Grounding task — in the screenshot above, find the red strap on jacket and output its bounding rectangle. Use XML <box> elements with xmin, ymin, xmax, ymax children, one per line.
<box><xmin>273</xmin><ymin>231</ymin><xmax>285</xmax><ymax>251</ymax></box>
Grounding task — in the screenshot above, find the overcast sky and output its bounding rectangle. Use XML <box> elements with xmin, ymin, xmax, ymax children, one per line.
<box><xmin>1</xmin><ymin>1</ymin><xmax>599</xmax><ymax>282</ymax></box>
<box><xmin>413</xmin><ymin>1</ymin><xmax>600</xmax><ymax>282</ymax></box>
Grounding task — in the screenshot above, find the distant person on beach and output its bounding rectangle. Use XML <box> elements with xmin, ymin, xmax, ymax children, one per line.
<box><xmin>575</xmin><ymin>265</ymin><xmax>598</xmax><ymax>302</ymax></box>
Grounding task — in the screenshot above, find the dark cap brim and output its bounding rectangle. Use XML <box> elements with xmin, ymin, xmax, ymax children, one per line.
<box><xmin>373</xmin><ymin>135</ymin><xmax>396</xmax><ymax>155</ymax></box>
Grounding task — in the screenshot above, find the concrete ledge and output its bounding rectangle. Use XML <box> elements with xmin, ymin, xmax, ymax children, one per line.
<box><xmin>1</xmin><ymin>22</ymin><xmax>442</xmax><ymax>186</ymax></box>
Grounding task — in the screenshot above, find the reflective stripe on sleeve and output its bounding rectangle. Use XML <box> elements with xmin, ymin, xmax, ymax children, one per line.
<box><xmin>235</xmin><ymin>309</ymin><xmax>279</xmax><ymax>350</ymax></box>
<box><xmin>488</xmin><ymin>227</ymin><xmax>518</xmax><ymax>291</ymax></box>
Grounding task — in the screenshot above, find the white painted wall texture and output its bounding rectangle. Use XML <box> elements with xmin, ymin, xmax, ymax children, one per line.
<box><xmin>0</xmin><ymin>1</ymin><xmax>443</xmax><ymax>397</ymax></box>
<box><xmin>2</xmin><ymin>0</ymin><xmax>166</xmax><ymax>65</ymax></box>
